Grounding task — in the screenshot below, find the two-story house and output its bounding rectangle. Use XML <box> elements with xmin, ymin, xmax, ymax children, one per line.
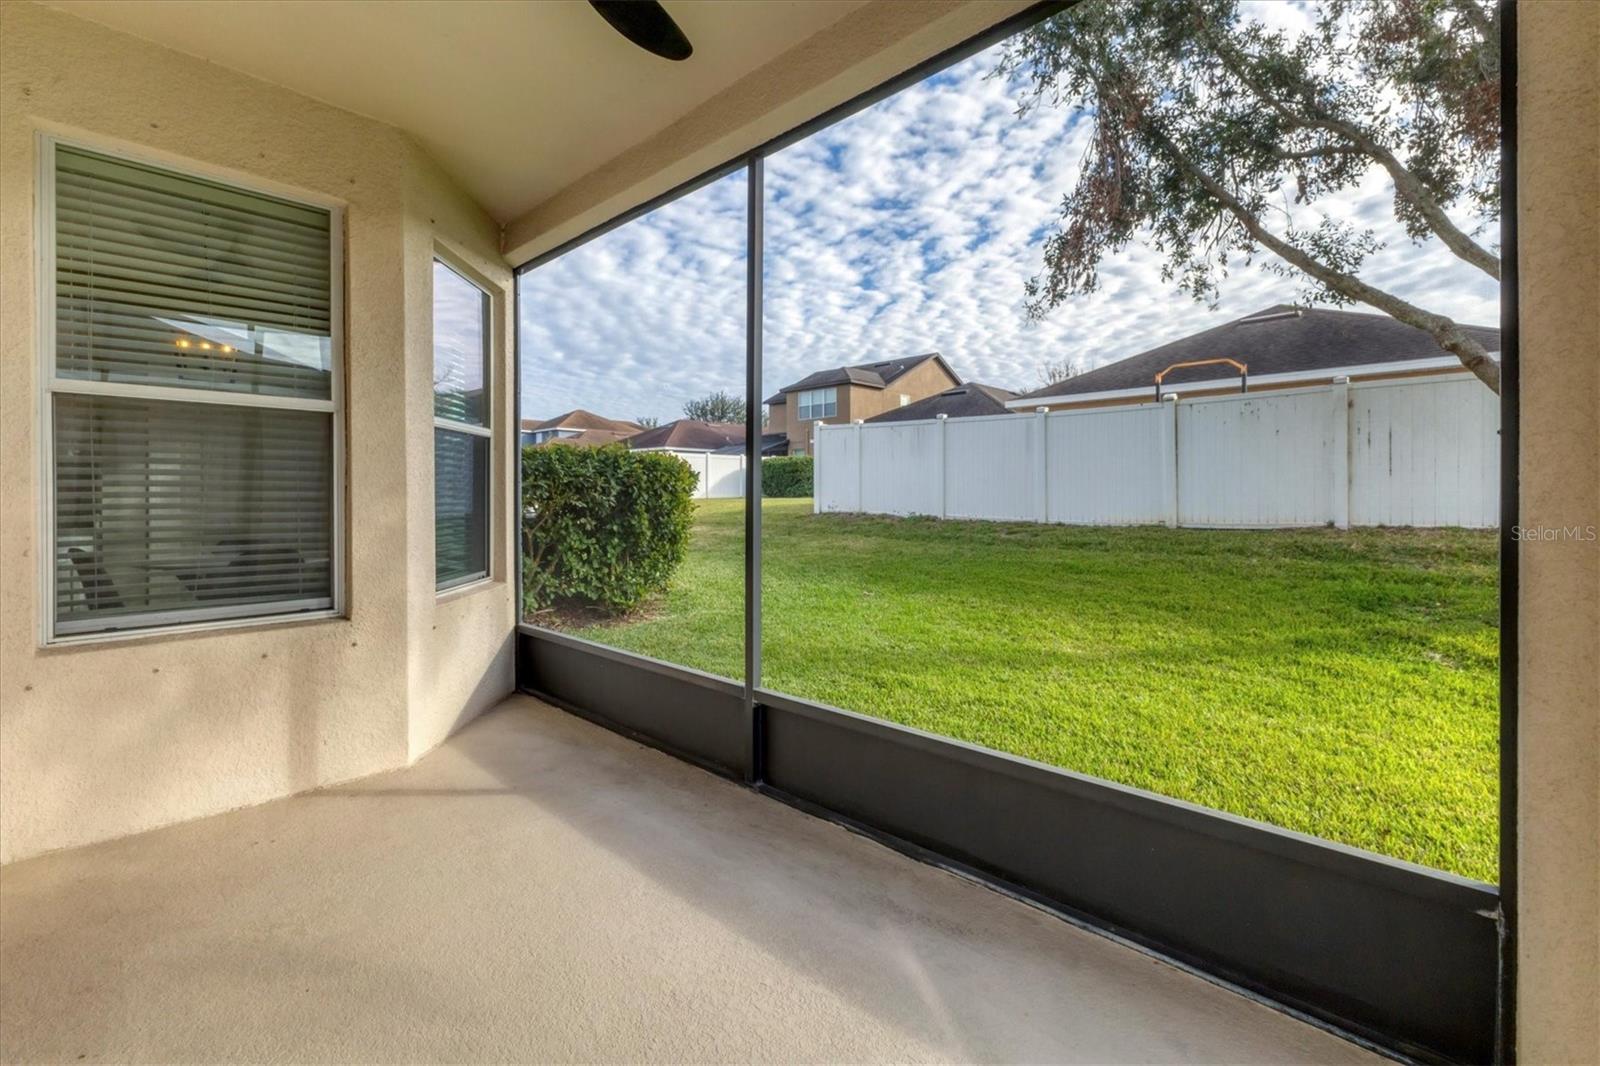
<box><xmin>765</xmin><ymin>352</ymin><xmax>961</xmax><ymax>455</ymax></box>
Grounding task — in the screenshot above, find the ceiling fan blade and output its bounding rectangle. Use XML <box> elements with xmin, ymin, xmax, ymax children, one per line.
<box><xmin>589</xmin><ymin>1</ymin><xmax>693</xmax><ymax>62</ymax></box>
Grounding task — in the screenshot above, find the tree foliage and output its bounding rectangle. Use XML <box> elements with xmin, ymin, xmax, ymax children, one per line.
<box><xmin>683</xmin><ymin>390</ymin><xmax>747</xmax><ymax>423</ymax></box>
<box><xmin>634</xmin><ymin>415</ymin><xmax>661</xmax><ymax>429</ymax></box>
<box><xmin>1037</xmin><ymin>358</ymin><xmax>1084</xmax><ymax>387</ymax></box>
<box><xmin>995</xmin><ymin>0</ymin><xmax>1501</xmax><ymax>391</ymax></box>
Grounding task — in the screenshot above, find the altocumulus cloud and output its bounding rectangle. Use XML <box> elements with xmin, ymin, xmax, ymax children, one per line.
<box><xmin>518</xmin><ymin>10</ymin><xmax>1500</xmax><ymax>423</ymax></box>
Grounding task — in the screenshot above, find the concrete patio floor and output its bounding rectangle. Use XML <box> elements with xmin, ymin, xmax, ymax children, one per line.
<box><xmin>0</xmin><ymin>696</ymin><xmax>1381</xmax><ymax>1064</ymax></box>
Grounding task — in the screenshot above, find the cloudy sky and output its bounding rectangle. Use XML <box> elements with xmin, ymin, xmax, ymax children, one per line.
<box><xmin>517</xmin><ymin>3</ymin><xmax>1500</xmax><ymax>425</ymax></box>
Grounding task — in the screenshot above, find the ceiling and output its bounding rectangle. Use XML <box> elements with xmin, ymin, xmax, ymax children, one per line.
<box><xmin>42</xmin><ymin>0</ymin><xmax>870</xmax><ymax>223</ymax></box>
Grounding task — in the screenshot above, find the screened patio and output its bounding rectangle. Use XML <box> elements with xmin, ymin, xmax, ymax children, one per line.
<box><xmin>1</xmin><ymin>2</ymin><xmax>1596</xmax><ymax>1064</ymax></box>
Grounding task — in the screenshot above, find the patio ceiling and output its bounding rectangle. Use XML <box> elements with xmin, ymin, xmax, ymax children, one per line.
<box><xmin>39</xmin><ymin>0</ymin><xmax>869</xmax><ymax>222</ymax></box>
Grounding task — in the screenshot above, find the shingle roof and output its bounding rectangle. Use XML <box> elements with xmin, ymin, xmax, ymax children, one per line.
<box><xmin>765</xmin><ymin>352</ymin><xmax>955</xmax><ymax>405</ymax></box>
<box><xmin>1015</xmin><ymin>305</ymin><xmax>1501</xmax><ymax>402</ymax></box>
<box><xmin>625</xmin><ymin>419</ymin><xmax>746</xmax><ymax>451</ymax></box>
<box><xmin>535</xmin><ymin>428</ymin><xmax>635</xmax><ymax>448</ymax></box>
<box><xmin>711</xmin><ymin>433</ymin><xmax>789</xmax><ymax>456</ymax></box>
<box><xmin>520</xmin><ymin>409</ymin><xmax>643</xmax><ymax>433</ymax></box>
<box><xmin>865</xmin><ymin>383</ymin><xmax>1017</xmax><ymax>423</ymax></box>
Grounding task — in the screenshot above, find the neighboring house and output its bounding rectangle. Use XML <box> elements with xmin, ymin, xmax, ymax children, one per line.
<box><xmin>625</xmin><ymin>419</ymin><xmax>745</xmax><ymax>452</ymax></box>
<box><xmin>714</xmin><ymin>434</ymin><xmax>790</xmax><ymax>457</ymax></box>
<box><xmin>536</xmin><ymin>428</ymin><xmax>639</xmax><ymax>448</ymax></box>
<box><xmin>766</xmin><ymin>352</ymin><xmax>961</xmax><ymax>455</ymax></box>
<box><xmin>521</xmin><ymin>409</ymin><xmax>642</xmax><ymax>447</ymax></box>
<box><xmin>1010</xmin><ymin>305</ymin><xmax>1501</xmax><ymax>412</ymax></box>
<box><xmin>865</xmin><ymin>383</ymin><xmax>1017</xmax><ymax>423</ymax></box>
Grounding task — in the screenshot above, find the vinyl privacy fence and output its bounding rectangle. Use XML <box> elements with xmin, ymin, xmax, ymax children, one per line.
<box><xmin>640</xmin><ymin>449</ymin><xmax>746</xmax><ymax>499</ymax></box>
<box><xmin>814</xmin><ymin>375</ymin><xmax>1499</xmax><ymax>529</ymax></box>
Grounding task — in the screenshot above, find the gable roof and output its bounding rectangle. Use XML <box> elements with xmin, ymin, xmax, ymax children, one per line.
<box><xmin>535</xmin><ymin>428</ymin><xmax>635</xmax><ymax>448</ymax></box>
<box><xmin>1014</xmin><ymin>305</ymin><xmax>1501</xmax><ymax>402</ymax></box>
<box><xmin>520</xmin><ymin>409</ymin><xmax>642</xmax><ymax>434</ymax></box>
<box><xmin>765</xmin><ymin>352</ymin><xmax>958</xmax><ymax>404</ymax></box>
<box><xmin>865</xmin><ymin>383</ymin><xmax>1017</xmax><ymax>423</ymax></box>
<box><xmin>626</xmin><ymin>419</ymin><xmax>746</xmax><ymax>451</ymax></box>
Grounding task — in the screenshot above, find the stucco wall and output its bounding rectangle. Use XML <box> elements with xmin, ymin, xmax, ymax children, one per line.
<box><xmin>401</xmin><ymin>144</ymin><xmax>518</xmax><ymax>762</ymax></box>
<box><xmin>1516</xmin><ymin>4</ymin><xmax>1600</xmax><ymax>1062</ymax></box>
<box><xmin>0</xmin><ymin>1</ymin><xmax>514</xmax><ymax>864</ymax></box>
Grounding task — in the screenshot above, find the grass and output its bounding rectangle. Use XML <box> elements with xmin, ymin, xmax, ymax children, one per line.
<box><xmin>551</xmin><ymin>498</ymin><xmax>1499</xmax><ymax>883</ymax></box>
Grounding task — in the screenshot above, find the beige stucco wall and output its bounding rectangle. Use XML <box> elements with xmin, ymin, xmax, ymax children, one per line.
<box><xmin>767</xmin><ymin>398</ymin><xmax>789</xmax><ymax>438</ymax></box>
<box><xmin>1516</xmin><ymin>4</ymin><xmax>1600</xmax><ymax>1062</ymax></box>
<box><xmin>0</xmin><ymin>0</ymin><xmax>514</xmax><ymax>864</ymax></box>
<box><xmin>400</xmin><ymin>146</ymin><xmax>518</xmax><ymax>762</ymax></box>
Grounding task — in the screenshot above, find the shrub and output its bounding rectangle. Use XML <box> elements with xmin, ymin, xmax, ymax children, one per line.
<box><xmin>522</xmin><ymin>444</ymin><xmax>697</xmax><ymax>614</ymax></box>
<box><xmin>762</xmin><ymin>455</ymin><xmax>813</xmax><ymax>498</ymax></box>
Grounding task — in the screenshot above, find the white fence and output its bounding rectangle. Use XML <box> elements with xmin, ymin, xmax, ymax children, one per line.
<box><xmin>814</xmin><ymin>375</ymin><xmax>1499</xmax><ymax>529</ymax></box>
<box><xmin>641</xmin><ymin>449</ymin><xmax>746</xmax><ymax>499</ymax></box>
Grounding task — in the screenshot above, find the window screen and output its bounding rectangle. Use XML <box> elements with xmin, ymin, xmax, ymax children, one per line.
<box><xmin>433</xmin><ymin>260</ymin><xmax>492</xmax><ymax>588</ymax></box>
<box><xmin>46</xmin><ymin>143</ymin><xmax>338</xmax><ymax>639</ymax></box>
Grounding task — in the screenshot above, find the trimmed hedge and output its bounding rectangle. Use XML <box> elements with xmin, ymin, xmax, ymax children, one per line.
<box><xmin>762</xmin><ymin>455</ymin><xmax>813</xmax><ymax>498</ymax></box>
<box><xmin>522</xmin><ymin>444</ymin><xmax>697</xmax><ymax>614</ymax></box>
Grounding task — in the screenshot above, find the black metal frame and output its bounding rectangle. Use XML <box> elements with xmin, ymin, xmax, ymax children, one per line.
<box><xmin>511</xmin><ymin>2</ymin><xmax>1519</xmax><ymax>1061</ymax></box>
<box><xmin>1495</xmin><ymin>3</ymin><xmax>1520</xmax><ymax>1060</ymax></box>
<box><xmin>744</xmin><ymin>156</ymin><xmax>765</xmax><ymax>784</ymax></box>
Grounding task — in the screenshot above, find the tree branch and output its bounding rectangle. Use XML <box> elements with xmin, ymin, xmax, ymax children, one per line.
<box><xmin>1049</xmin><ymin>22</ymin><xmax>1499</xmax><ymax>393</ymax></box>
<box><xmin>1276</xmin><ymin>145</ymin><xmax>1360</xmax><ymax>161</ymax></box>
<box><xmin>1148</xmin><ymin>120</ymin><xmax>1500</xmax><ymax>392</ymax></box>
<box><xmin>1192</xmin><ymin>6</ymin><xmax>1501</xmax><ymax>280</ymax></box>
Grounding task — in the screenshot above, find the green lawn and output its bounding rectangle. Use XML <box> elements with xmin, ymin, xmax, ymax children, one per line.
<box><xmin>551</xmin><ymin>498</ymin><xmax>1499</xmax><ymax>882</ymax></box>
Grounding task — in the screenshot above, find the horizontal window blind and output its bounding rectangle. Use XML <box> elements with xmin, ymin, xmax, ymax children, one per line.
<box><xmin>53</xmin><ymin>395</ymin><xmax>333</xmax><ymax>633</ymax></box>
<box><xmin>45</xmin><ymin>141</ymin><xmax>339</xmax><ymax>640</ymax></box>
<box><xmin>54</xmin><ymin>146</ymin><xmax>332</xmax><ymax>399</ymax></box>
<box><xmin>435</xmin><ymin>429</ymin><xmax>489</xmax><ymax>586</ymax></box>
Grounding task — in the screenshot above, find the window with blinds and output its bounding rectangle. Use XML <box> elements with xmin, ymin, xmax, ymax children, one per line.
<box><xmin>45</xmin><ymin>141</ymin><xmax>339</xmax><ymax>639</ymax></box>
<box><xmin>433</xmin><ymin>260</ymin><xmax>491</xmax><ymax>589</ymax></box>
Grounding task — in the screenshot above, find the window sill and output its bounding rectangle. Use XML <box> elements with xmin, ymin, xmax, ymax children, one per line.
<box><xmin>41</xmin><ymin>608</ymin><xmax>345</xmax><ymax>652</ymax></box>
<box><xmin>436</xmin><ymin>575</ymin><xmax>500</xmax><ymax>604</ymax></box>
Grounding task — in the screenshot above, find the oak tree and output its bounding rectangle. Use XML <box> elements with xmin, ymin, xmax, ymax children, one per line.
<box><xmin>996</xmin><ymin>0</ymin><xmax>1502</xmax><ymax>391</ymax></box>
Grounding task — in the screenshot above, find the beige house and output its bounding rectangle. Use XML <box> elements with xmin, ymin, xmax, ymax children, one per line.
<box><xmin>766</xmin><ymin>352</ymin><xmax>960</xmax><ymax>454</ymax></box>
<box><xmin>0</xmin><ymin>2</ymin><xmax>1594</xmax><ymax>1064</ymax></box>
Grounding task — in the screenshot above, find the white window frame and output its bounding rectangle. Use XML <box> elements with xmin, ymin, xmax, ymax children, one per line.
<box><xmin>431</xmin><ymin>251</ymin><xmax>495</xmax><ymax>594</ymax></box>
<box><xmin>797</xmin><ymin>387</ymin><xmax>838</xmax><ymax>421</ymax></box>
<box><xmin>35</xmin><ymin>132</ymin><xmax>346</xmax><ymax>646</ymax></box>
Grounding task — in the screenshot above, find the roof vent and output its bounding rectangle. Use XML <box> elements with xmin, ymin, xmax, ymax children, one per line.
<box><xmin>1239</xmin><ymin>308</ymin><xmax>1305</xmax><ymax>325</ymax></box>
